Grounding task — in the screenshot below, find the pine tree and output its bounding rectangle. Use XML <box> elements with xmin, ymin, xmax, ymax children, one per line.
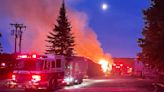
<box><xmin>46</xmin><ymin>1</ymin><xmax>75</xmax><ymax>56</ymax></box>
<box><xmin>138</xmin><ymin>0</ymin><xmax>164</xmax><ymax>71</ymax></box>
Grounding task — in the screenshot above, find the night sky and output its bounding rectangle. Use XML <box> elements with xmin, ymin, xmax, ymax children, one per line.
<box><xmin>68</xmin><ymin>0</ymin><xmax>150</xmax><ymax>57</ymax></box>
<box><xmin>0</xmin><ymin>0</ymin><xmax>150</xmax><ymax>58</ymax></box>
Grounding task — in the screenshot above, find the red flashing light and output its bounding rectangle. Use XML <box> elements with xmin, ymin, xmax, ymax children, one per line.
<box><xmin>120</xmin><ymin>64</ymin><xmax>123</xmax><ymax>67</ymax></box>
<box><xmin>17</xmin><ymin>54</ymin><xmax>38</xmax><ymax>59</ymax></box>
<box><xmin>113</xmin><ymin>63</ymin><xmax>116</xmax><ymax>66</ymax></box>
<box><xmin>62</xmin><ymin>80</ymin><xmax>65</xmax><ymax>84</ymax></box>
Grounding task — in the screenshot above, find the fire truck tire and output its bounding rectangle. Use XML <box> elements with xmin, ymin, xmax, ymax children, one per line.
<box><xmin>48</xmin><ymin>78</ymin><xmax>58</xmax><ymax>91</ymax></box>
<box><xmin>79</xmin><ymin>78</ymin><xmax>83</xmax><ymax>84</ymax></box>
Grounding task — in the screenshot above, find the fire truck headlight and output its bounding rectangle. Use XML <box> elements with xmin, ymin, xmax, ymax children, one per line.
<box><xmin>70</xmin><ymin>77</ymin><xmax>73</xmax><ymax>82</ymax></box>
<box><xmin>12</xmin><ymin>74</ymin><xmax>16</xmax><ymax>80</ymax></box>
<box><xmin>1</xmin><ymin>62</ymin><xmax>6</xmax><ymax>67</ymax></box>
<box><xmin>32</xmin><ymin>75</ymin><xmax>41</xmax><ymax>82</ymax></box>
<box><xmin>64</xmin><ymin>78</ymin><xmax>69</xmax><ymax>82</ymax></box>
<box><xmin>64</xmin><ymin>77</ymin><xmax>74</xmax><ymax>83</ymax></box>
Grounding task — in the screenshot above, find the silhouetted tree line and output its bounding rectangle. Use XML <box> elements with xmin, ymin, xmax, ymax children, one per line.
<box><xmin>138</xmin><ymin>0</ymin><xmax>164</xmax><ymax>72</ymax></box>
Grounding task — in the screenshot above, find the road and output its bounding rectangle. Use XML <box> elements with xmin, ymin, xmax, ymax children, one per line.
<box><xmin>58</xmin><ymin>76</ymin><xmax>156</xmax><ymax>92</ymax></box>
<box><xmin>0</xmin><ymin>76</ymin><xmax>162</xmax><ymax>92</ymax></box>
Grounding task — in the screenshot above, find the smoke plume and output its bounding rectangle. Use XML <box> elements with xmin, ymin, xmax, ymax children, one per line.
<box><xmin>0</xmin><ymin>0</ymin><xmax>113</xmax><ymax>63</ymax></box>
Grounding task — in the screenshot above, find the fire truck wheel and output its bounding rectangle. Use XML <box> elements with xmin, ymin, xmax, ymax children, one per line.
<box><xmin>78</xmin><ymin>79</ymin><xmax>83</xmax><ymax>84</ymax></box>
<box><xmin>48</xmin><ymin>78</ymin><xmax>58</xmax><ymax>91</ymax></box>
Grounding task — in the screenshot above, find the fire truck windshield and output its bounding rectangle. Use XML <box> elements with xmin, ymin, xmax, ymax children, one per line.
<box><xmin>15</xmin><ymin>59</ymin><xmax>43</xmax><ymax>71</ymax></box>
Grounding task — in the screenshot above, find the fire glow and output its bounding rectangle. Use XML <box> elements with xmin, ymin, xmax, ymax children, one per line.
<box><xmin>99</xmin><ymin>59</ymin><xmax>109</xmax><ymax>72</ymax></box>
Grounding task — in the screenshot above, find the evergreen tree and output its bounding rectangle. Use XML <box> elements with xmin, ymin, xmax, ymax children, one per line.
<box><xmin>46</xmin><ymin>1</ymin><xmax>75</xmax><ymax>56</ymax></box>
<box><xmin>138</xmin><ymin>0</ymin><xmax>164</xmax><ymax>71</ymax></box>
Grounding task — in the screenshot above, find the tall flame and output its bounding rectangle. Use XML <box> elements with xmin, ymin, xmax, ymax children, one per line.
<box><xmin>99</xmin><ymin>59</ymin><xmax>109</xmax><ymax>72</ymax></box>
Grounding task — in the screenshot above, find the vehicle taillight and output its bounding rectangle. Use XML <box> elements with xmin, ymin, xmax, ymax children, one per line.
<box><xmin>32</xmin><ymin>75</ymin><xmax>41</xmax><ymax>82</ymax></box>
<box><xmin>62</xmin><ymin>80</ymin><xmax>65</xmax><ymax>84</ymax></box>
<box><xmin>120</xmin><ymin>64</ymin><xmax>123</xmax><ymax>67</ymax></box>
<box><xmin>12</xmin><ymin>74</ymin><xmax>16</xmax><ymax>80</ymax></box>
<box><xmin>113</xmin><ymin>63</ymin><xmax>116</xmax><ymax>66</ymax></box>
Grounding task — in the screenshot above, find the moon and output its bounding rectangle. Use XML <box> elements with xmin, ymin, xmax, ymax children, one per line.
<box><xmin>101</xmin><ymin>3</ymin><xmax>108</xmax><ymax>11</ymax></box>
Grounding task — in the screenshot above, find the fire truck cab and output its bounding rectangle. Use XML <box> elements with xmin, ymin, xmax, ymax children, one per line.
<box><xmin>7</xmin><ymin>54</ymin><xmax>65</xmax><ymax>90</ymax></box>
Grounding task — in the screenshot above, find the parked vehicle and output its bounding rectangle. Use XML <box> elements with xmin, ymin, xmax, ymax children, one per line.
<box><xmin>7</xmin><ymin>54</ymin><xmax>65</xmax><ymax>90</ymax></box>
<box><xmin>64</xmin><ymin>56</ymin><xmax>88</xmax><ymax>85</ymax></box>
<box><xmin>7</xmin><ymin>54</ymin><xmax>89</xmax><ymax>90</ymax></box>
<box><xmin>111</xmin><ymin>63</ymin><xmax>133</xmax><ymax>76</ymax></box>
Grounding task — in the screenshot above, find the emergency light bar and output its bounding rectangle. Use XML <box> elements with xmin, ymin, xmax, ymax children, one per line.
<box><xmin>17</xmin><ymin>54</ymin><xmax>38</xmax><ymax>59</ymax></box>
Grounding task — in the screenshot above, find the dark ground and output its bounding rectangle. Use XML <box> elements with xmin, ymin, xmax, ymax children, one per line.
<box><xmin>0</xmin><ymin>76</ymin><xmax>164</xmax><ymax>92</ymax></box>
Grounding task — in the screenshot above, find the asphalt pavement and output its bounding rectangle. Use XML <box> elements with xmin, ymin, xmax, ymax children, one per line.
<box><xmin>0</xmin><ymin>76</ymin><xmax>164</xmax><ymax>92</ymax></box>
<box><xmin>58</xmin><ymin>76</ymin><xmax>157</xmax><ymax>92</ymax></box>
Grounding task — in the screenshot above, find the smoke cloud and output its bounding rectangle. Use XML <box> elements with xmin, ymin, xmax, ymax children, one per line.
<box><xmin>0</xmin><ymin>0</ymin><xmax>113</xmax><ymax>63</ymax></box>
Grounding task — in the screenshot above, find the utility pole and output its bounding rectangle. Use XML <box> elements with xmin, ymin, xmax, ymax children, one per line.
<box><xmin>10</xmin><ymin>23</ymin><xmax>26</xmax><ymax>53</ymax></box>
<box><xmin>18</xmin><ymin>24</ymin><xmax>26</xmax><ymax>53</ymax></box>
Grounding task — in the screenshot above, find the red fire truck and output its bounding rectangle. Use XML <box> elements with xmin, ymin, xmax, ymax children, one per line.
<box><xmin>111</xmin><ymin>63</ymin><xmax>133</xmax><ymax>76</ymax></box>
<box><xmin>7</xmin><ymin>54</ymin><xmax>66</xmax><ymax>90</ymax></box>
<box><xmin>7</xmin><ymin>54</ymin><xmax>88</xmax><ymax>90</ymax></box>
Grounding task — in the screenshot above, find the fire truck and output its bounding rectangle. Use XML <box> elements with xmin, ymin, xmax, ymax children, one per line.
<box><xmin>7</xmin><ymin>54</ymin><xmax>87</xmax><ymax>90</ymax></box>
<box><xmin>111</xmin><ymin>63</ymin><xmax>133</xmax><ymax>76</ymax></box>
<box><xmin>7</xmin><ymin>54</ymin><xmax>67</xmax><ymax>90</ymax></box>
<box><xmin>64</xmin><ymin>56</ymin><xmax>88</xmax><ymax>85</ymax></box>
